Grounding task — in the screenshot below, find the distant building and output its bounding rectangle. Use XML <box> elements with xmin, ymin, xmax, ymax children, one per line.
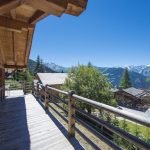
<box><xmin>113</xmin><ymin>87</ymin><xmax>150</xmax><ymax>110</ymax></box>
<box><xmin>36</xmin><ymin>73</ymin><xmax>68</xmax><ymax>101</ymax></box>
<box><xmin>36</xmin><ymin>73</ymin><xmax>67</xmax><ymax>87</ymax></box>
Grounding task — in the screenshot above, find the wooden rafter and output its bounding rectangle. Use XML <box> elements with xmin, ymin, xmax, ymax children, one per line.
<box><xmin>25</xmin><ymin>0</ymin><xmax>67</xmax><ymax>16</ymax></box>
<box><xmin>0</xmin><ymin>0</ymin><xmax>20</xmax><ymax>14</ymax></box>
<box><xmin>0</xmin><ymin>0</ymin><xmax>88</xmax><ymax>69</ymax></box>
<box><xmin>12</xmin><ymin>32</ymin><xmax>17</xmax><ymax>65</ymax></box>
<box><xmin>24</xmin><ymin>27</ymin><xmax>35</xmax><ymax>65</ymax></box>
<box><xmin>10</xmin><ymin>9</ymin><xmax>17</xmax><ymax>19</ymax></box>
<box><xmin>65</xmin><ymin>0</ymin><xmax>88</xmax><ymax>16</ymax></box>
<box><xmin>29</xmin><ymin>10</ymin><xmax>47</xmax><ymax>25</ymax></box>
<box><xmin>0</xmin><ymin>16</ymin><xmax>28</xmax><ymax>32</ymax></box>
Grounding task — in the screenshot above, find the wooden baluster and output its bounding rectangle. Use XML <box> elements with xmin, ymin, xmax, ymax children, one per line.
<box><xmin>37</xmin><ymin>82</ymin><xmax>39</xmax><ymax>98</ymax></box>
<box><xmin>44</xmin><ymin>85</ymin><xmax>49</xmax><ymax>109</ymax></box>
<box><xmin>32</xmin><ymin>81</ymin><xmax>34</xmax><ymax>95</ymax></box>
<box><xmin>68</xmin><ymin>90</ymin><xmax>75</xmax><ymax>137</ymax></box>
<box><xmin>24</xmin><ymin>81</ymin><xmax>26</xmax><ymax>94</ymax></box>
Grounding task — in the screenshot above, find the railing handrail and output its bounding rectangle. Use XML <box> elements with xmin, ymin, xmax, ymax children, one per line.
<box><xmin>73</xmin><ymin>94</ymin><xmax>150</xmax><ymax>127</ymax></box>
<box><xmin>46</xmin><ymin>84</ymin><xmax>150</xmax><ymax>128</ymax></box>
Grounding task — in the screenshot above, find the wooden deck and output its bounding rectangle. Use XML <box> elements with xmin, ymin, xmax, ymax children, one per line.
<box><xmin>0</xmin><ymin>91</ymin><xmax>83</xmax><ymax>150</ymax></box>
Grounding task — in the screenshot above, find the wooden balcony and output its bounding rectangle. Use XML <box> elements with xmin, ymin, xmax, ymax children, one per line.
<box><xmin>0</xmin><ymin>90</ymin><xmax>83</xmax><ymax>150</ymax></box>
<box><xmin>0</xmin><ymin>82</ymin><xmax>150</xmax><ymax>150</ymax></box>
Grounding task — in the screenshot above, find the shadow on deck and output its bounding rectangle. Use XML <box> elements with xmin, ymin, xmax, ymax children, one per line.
<box><xmin>0</xmin><ymin>94</ymin><xmax>30</xmax><ymax>150</ymax></box>
<box><xmin>0</xmin><ymin>91</ymin><xmax>84</xmax><ymax>150</ymax></box>
<box><xmin>37</xmin><ymin>98</ymin><xmax>84</xmax><ymax>150</ymax></box>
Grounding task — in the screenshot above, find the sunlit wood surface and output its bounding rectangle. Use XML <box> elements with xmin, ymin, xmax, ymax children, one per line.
<box><xmin>0</xmin><ymin>91</ymin><xmax>81</xmax><ymax>150</ymax></box>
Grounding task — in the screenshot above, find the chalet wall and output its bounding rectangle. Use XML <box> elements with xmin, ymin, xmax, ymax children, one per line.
<box><xmin>115</xmin><ymin>91</ymin><xmax>150</xmax><ymax>110</ymax></box>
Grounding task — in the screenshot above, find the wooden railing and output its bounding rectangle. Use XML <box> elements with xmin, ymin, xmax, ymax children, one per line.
<box><xmin>5</xmin><ymin>81</ymin><xmax>32</xmax><ymax>94</ymax></box>
<box><xmin>32</xmin><ymin>81</ymin><xmax>150</xmax><ymax>150</ymax></box>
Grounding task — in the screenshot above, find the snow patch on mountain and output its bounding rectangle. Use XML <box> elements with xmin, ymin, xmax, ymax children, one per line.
<box><xmin>126</xmin><ymin>65</ymin><xmax>150</xmax><ymax>77</ymax></box>
<box><xmin>44</xmin><ymin>62</ymin><xmax>68</xmax><ymax>72</ymax></box>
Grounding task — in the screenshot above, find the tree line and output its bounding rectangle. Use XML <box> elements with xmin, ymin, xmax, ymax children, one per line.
<box><xmin>12</xmin><ymin>55</ymin><xmax>45</xmax><ymax>82</ymax></box>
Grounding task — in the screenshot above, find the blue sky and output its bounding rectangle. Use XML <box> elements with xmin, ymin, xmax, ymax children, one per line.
<box><xmin>30</xmin><ymin>0</ymin><xmax>150</xmax><ymax>67</ymax></box>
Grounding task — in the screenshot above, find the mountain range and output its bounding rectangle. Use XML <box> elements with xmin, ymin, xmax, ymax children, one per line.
<box><xmin>28</xmin><ymin>59</ymin><xmax>150</xmax><ymax>89</ymax></box>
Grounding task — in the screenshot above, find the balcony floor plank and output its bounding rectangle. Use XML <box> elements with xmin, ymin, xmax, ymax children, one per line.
<box><xmin>0</xmin><ymin>91</ymin><xmax>79</xmax><ymax>150</ymax></box>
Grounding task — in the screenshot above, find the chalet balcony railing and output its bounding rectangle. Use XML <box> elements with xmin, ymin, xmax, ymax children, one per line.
<box><xmin>32</xmin><ymin>81</ymin><xmax>150</xmax><ymax>150</ymax></box>
<box><xmin>5</xmin><ymin>81</ymin><xmax>32</xmax><ymax>94</ymax></box>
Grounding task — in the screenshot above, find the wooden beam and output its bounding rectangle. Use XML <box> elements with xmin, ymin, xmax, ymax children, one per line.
<box><xmin>0</xmin><ymin>64</ymin><xmax>4</xmax><ymax>68</ymax></box>
<box><xmin>0</xmin><ymin>48</ymin><xmax>5</xmax><ymax>64</ymax></box>
<box><xmin>0</xmin><ymin>0</ymin><xmax>20</xmax><ymax>14</ymax></box>
<box><xmin>10</xmin><ymin>9</ymin><xmax>17</xmax><ymax>19</ymax></box>
<box><xmin>47</xmin><ymin>0</ymin><xmax>68</xmax><ymax>9</ymax></box>
<box><xmin>24</xmin><ymin>27</ymin><xmax>35</xmax><ymax>65</ymax></box>
<box><xmin>4</xmin><ymin>64</ymin><xmax>27</xmax><ymax>69</ymax></box>
<box><xmin>29</xmin><ymin>10</ymin><xmax>48</xmax><ymax>25</ymax></box>
<box><xmin>65</xmin><ymin>0</ymin><xmax>88</xmax><ymax>16</ymax></box>
<box><xmin>25</xmin><ymin>0</ymin><xmax>67</xmax><ymax>16</ymax></box>
<box><xmin>68</xmin><ymin>0</ymin><xmax>88</xmax><ymax>7</ymax></box>
<box><xmin>12</xmin><ymin>32</ymin><xmax>17</xmax><ymax>66</ymax></box>
<box><xmin>0</xmin><ymin>16</ymin><xmax>28</xmax><ymax>32</ymax></box>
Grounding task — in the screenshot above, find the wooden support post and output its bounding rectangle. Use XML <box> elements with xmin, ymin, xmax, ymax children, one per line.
<box><xmin>44</xmin><ymin>85</ymin><xmax>49</xmax><ymax>109</ymax></box>
<box><xmin>68</xmin><ymin>90</ymin><xmax>75</xmax><ymax>137</ymax></box>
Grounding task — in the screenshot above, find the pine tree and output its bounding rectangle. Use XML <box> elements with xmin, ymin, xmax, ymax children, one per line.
<box><xmin>87</xmin><ymin>61</ymin><xmax>92</xmax><ymax>67</ymax></box>
<box><xmin>34</xmin><ymin>55</ymin><xmax>44</xmax><ymax>75</ymax></box>
<box><xmin>34</xmin><ymin>55</ymin><xmax>40</xmax><ymax>75</ymax></box>
<box><xmin>24</xmin><ymin>69</ymin><xmax>33</xmax><ymax>82</ymax></box>
<box><xmin>120</xmin><ymin>68</ymin><xmax>132</xmax><ymax>88</ymax></box>
<box><xmin>40</xmin><ymin>59</ymin><xmax>45</xmax><ymax>73</ymax></box>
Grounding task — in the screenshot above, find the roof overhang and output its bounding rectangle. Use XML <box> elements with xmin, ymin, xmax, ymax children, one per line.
<box><xmin>0</xmin><ymin>0</ymin><xmax>88</xmax><ymax>69</ymax></box>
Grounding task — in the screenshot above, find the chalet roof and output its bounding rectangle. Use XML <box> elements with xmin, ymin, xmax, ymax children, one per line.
<box><xmin>113</xmin><ymin>87</ymin><xmax>150</xmax><ymax>99</ymax></box>
<box><xmin>37</xmin><ymin>73</ymin><xmax>67</xmax><ymax>86</ymax></box>
<box><xmin>0</xmin><ymin>0</ymin><xmax>88</xmax><ymax>69</ymax></box>
<box><xmin>123</xmin><ymin>87</ymin><xmax>145</xmax><ymax>98</ymax></box>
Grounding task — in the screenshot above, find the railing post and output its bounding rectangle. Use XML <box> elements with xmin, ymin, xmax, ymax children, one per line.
<box><xmin>24</xmin><ymin>81</ymin><xmax>26</xmax><ymax>94</ymax></box>
<box><xmin>44</xmin><ymin>85</ymin><xmax>49</xmax><ymax>109</ymax></box>
<box><xmin>2</xmin><ymin>86</ymin><xmax>5</xmax><ymax>100</ymax></box>
<box><xmin>68</xmin><ymin>90</ymin><xmax>75</xmax><ymax>137</ymax></box>
<box><xmin>37</xmin><ymin>82</ymin><xmax>40</xmax><ymax>98</ymax></box>
<box><xmin>32</xmin><ymin>81</ymin><xmax>34</xmax><ymax>95</ymax></box>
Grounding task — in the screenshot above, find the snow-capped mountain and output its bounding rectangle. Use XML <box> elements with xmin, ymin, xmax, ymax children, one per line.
<box><xmin>28</xmin><ymin>59</ymin><xmax>150</xmax><ymax>89</ymax></box>
<box><xmin>127</xmin><ymin>65</ymin><xmax>150</xmax><ymax>77</ymax></box>
<box><xmin>44</xmin><ymin>62</ymin><xmax>150</xmax><ymax>77</ymax></box>
<box><xmin>44</xmin><ymin>62</ymin><xmax>68</xmax><ymax>73</ymax></box>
